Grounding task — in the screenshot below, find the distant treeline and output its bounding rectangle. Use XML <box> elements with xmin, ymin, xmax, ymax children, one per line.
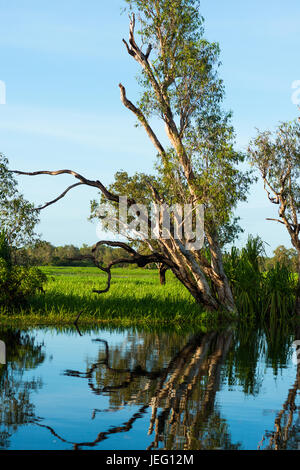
<box><xmin>11</xmin><ymin>241</ymin><xmax>299</xmax><ymax>272</ymax></box>
<box><xmin>264</xmin><ymin>245</ymin><xmax>298</xmax><ymax>272</ymax></box>
<box><xmin>12</xmin><ymin>241</ymin><xmax>132</xmax><ymax>267</ymax></box>
<box><xmin>9</xmin><ymin>241</ymin><xmax>297</xmax><ymax>272</ymax></box>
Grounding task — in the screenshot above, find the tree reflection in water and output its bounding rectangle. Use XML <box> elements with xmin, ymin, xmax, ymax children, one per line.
<box><xmin>0</xmin><ymin>325</ymin><xmax>299</xmax><ymax>450</ymax></box>
<box><xmin>43</xmin><ymin>329</ymin><xmax>241</xmax><ymax>450</ymax></box>
<box><xmin>258</xmin><ymin>326</ymin><xmax>300</xmax><ymax>450</ymax></box>
<box><xmin>0</xmin><ymin>329</ymin><xmax>45</xmax><ymax>449</ymax></box>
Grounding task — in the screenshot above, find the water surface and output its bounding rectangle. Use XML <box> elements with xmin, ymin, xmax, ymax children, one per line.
<box><xmin>0</xmin><ymin>325</ymin><xmax>299</xmax><ymax>450</ymax></box>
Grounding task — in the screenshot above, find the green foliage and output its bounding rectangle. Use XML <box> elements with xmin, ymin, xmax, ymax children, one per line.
<box><xmin>248</xmin><ymin>120</ymin><xmax>300</xmax><ymax>268</ymax></box>
<box><xmin>248</xmin><ymin>120</ymin><xmax>300</xmax><ymax>222</ymax></box>
<box><xmin>224</xmin><ymin>237</ymin><xmax>263</xmax><ymax>319</ymax></box>
<box><xmin>224</xmin><ymin>236</ymin><xmax>296</xmax><ymax>322</ymax></box>
<box><xmin>265</xmin><ymin>245</ymin><xmax>298</xmax><ymax>272</ymax></box>
<box><xmin>125</xmin><ymin>0</ymin><xmax>221</xmax><ymax>120</ymax></box>
<box><xmin>0</xmin><ymin>231</ymin><xmax>47</xmax><ymax>309</ymax></box>
<box><xmin>262</xmin><ymin>263</ymin><xmax>296</xmax><ymax>323</ymax></box>
<box><xmin>0</xmin><ymin>230</ymin><xmax>12</xmax><ymax>268</ymax></box>
<box><xmin>0</xmin><ymin>153</ymin><xmax>40</xmax><ymax>248</ymax></box>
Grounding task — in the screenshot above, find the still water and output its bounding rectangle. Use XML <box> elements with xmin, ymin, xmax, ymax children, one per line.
<box><xmin>0</xmin><ymin>325</ymin><xmax>299</xmax><ymax>451</ymax></box>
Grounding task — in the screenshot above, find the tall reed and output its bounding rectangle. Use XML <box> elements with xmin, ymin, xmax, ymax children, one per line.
<box><xmin>223</xmin><ymin>236</ymin><xmax>296</xmax><ymax>322</ymax></box>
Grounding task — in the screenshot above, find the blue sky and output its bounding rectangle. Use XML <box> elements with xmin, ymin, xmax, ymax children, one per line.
<box><xmin>0</xmin><ymin>0</ymin><xmax>299</xmax><ymax>255</ymax></box>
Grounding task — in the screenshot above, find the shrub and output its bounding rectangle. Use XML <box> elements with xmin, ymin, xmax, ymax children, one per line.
<box><xmin>0</xmin><ymin>231</ymin><xmax>47</xmax><ymax>310</ymax></box>
<box><xmin>224</xmin><ymin>236</ymin><xmax>296</xmax><ymax>322</ymax></box>
<box><xmin>261</xmin><ymin>263</ymin><xmax>296</xmax><ymax>323</ymax></box>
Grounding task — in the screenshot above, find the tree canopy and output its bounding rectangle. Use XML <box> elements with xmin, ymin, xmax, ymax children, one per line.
<box><xmin>0</xmin><ymin>154</ymin><xmax>40</xmax><ymax>248</ymax></box>
<box><xmin>248</xmin><ymin>119</ymin><xmax>300</xmax><ymax>313</ymax></box>
<box><xmin>248</xmin><ymin>120</ymin><xmax>300</xmax><ymax>251</ymax></box>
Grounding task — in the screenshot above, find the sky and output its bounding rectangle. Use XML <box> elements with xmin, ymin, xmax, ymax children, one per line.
<box><xmin>0</xmin><ymin>0</ymin><xmax>299</xmax><ymax>255</ymax></box>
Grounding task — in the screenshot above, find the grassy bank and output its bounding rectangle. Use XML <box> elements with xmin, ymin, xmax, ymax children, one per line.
<box><xmin>0</xmin><ymin>266</ymin><xmax>227</xmax><ymax>328</ymax></box>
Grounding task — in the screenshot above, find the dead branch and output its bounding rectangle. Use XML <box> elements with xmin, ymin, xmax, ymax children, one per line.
<box><xmin>266</xmin><ymin>218</ymin><xmax>285</xmax><ymax>225</ymax></box>
<box><xmin>91</xmin><ymin>241</ymin><xmax>171</xmax><ymax>295</ymax></box>
<box><xmin>118</xmin><ymin>83</ymin><xmax>167</xmax><ymax>159</ymax></box>
<box><xmin>37</xmin><ymin>182</ymin><xmax>84</xmax><ymax>210</ymax></box>
<box><xmin>32</xmin><ymin>404</ymin><xmax>149</xmax><ymax>451</ymax></box>
<box><xmin>92</xmin><ymin>240</ymin><xmax>138</xmax><ymax>257</ymax></box>
<box><xmin>11</xmin><ymin>168</ymin><xmax>134</xmax><ymax>207</ymax></box>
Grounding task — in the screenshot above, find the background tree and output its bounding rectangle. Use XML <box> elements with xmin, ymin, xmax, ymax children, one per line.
<box><xmin>28</xmin><ymin>241</ymin><xmax>55</xmax><ymax>266</ymax></box>
<box><xmin>0</xmin><ymin>156</ymin><xmax>46</xmax><ymax>308</ymax></box>
<box><xmin>272</xmin><ymin>245</ymin><xmax>297</xmax><ymax>272</ymax></box>
<box><xmin>13</xmin><ymin>0</ymin><xmax>251</xmax><ymax>314</ymax></box>
<box><xmin>0</xmin><ymin>154</ymin><xmax>39</xmax><ymax>249</ymax></box>
<box><xmin>0</xmin><ymin>231</ymin><xmax>47</xmax><ymax>309</ymax></box>
<box><xmin>248</xmin><ymin>119</ymin><xmax>300</xmax><ymax>314</ymax></box>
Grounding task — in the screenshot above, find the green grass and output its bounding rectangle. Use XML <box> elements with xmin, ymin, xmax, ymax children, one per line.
<box><xmin>0</xmin><ymin>266</ymin><xmax>227</xmax><ymax>328</ymax></box>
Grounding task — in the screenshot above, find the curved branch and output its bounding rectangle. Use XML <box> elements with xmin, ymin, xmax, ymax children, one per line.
<box><xmin>37</xmin><ymin>182</ymin><xmax>84</xmax><ymax>210</ymax></box>
<box><xmin>12</xmin><ymin>168</ymin><xmax>100</xmax><ymax>187</ymax></box>
<box><xmin>11</xmin><ymin>168</ymin><xmax>133</xmax><ymax>205</ymax></box>
<box><xmin>119</xmin><ymin>83</ymin><xmax>167</xmax><ymax>160</ymax></box>
<box><xmin>91</xmin><ymin>240</ymin><xmax>172</xmax><ymax>295</ymax></box>
<box><xmin>92</xmin><ymin>240</ymin><xmax>138</xmax><ymax>257</ymax></box>
<box><xmin>32</xmin><ymin>404</ymin><xmax>149</xmax><ymax>450</ymax></box>
<box><xmin>266</xmin><ymin>218</ymin><xmax>285</xmax><ymax>225</ymax></box>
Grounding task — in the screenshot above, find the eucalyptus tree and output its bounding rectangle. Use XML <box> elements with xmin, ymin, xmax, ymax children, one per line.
<box><xmin>13</xmin><ymin>1</ymin><xmax>251</xmax><ymax>314</ymax></box>
<box><xmin>248</xmin><ymin>120</ymin><xmax>300</xmax><ymax>314</ymax></box>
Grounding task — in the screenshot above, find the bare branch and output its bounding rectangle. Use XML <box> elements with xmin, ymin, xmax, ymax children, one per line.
<box><xmin>129</xmin><ymin>13</ymin><xmax>136</xmax><ymax>47</ymax></box>
<box><xmin>92</xmin><ymin>240</ymin><xmax>138</xmax><ymax>257</ymax></box>
<box><xmin>145</xmin><ymin>44</ymin><xmax>152</xmax><ymax>59</ymax></box>
<box><xmin>36</xmin><ymin>182</ymin><xmax>84</xmax><ymax>210</ymax></box>
<box><xmin>122</xmin><ymin>15</ymin><xmax>168</xmax><ymax>109</ymax></box>
<box><xmin>11</xmin><ymin>168</ymin><xmax>138</xmax><ymax>208</ymax></box>
<box><xmin>262</xmin><ymin>178</ymin><xmax>280</xmax><ymax>204</ymax></box>
<box><xmin>89</xmin><ymin>240</ymin><xmax>173</xmax><ymax>295</ymax></box>
<box><xmin>118</xmin><ymin>83</ymin><xmax>167</xmax><ymax>160</ymax></box>
<box><xmin>266</xmin><ymin>218</ymin><xmax>285</xmax><ymax>225</ymax></box>
<box><xmin>122</xmin><ymin>39</ymin><xmax>135</xmax><ymax>57</ymax></box>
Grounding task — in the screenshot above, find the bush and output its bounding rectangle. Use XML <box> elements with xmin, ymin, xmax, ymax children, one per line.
<box><xmin>224</xmin><ymin>236</ymin><xmax>296</xmax><ymax>322</ymax></box>
<box><xmin>0</xmin><ymin>231</ymin><xmax>47</xmax><ymax>309</ymax></box>
<box><xmin>0</xmin><ymin>230</ymin><xmax>12</xmax><ymax>267</ymax></box>
<box><xmin>262</xmin><ymin>263</ymin><xmax>296</xmax><ymax>323</ymax></box>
